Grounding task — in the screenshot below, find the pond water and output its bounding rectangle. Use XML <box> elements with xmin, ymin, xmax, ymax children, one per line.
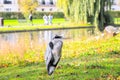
<box><xmin>0</xmin><ymin>28</ymin><xmax>94</xmax><ymax>53</ymax></box>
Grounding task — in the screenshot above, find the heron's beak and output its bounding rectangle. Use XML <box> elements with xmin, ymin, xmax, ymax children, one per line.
<box><xmin>62</xmin><ymin>37</ymin><xmax>72</xmax><ymax>39</ymax></box>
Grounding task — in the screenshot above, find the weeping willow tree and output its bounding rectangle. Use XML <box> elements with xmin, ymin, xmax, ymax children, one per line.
<box><xmin>57</xmin><ymin>0</ymin><xmax>114</xmax><ymax>31</ymax></box>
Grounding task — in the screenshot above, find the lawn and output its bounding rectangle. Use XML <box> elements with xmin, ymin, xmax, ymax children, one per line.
<box><xmin>114</xmin><ymin>18</ymin><xmax>120</xmax><ymax>24</ymax></box>
<box><xmin>4</xmin><ymin>18</ymin><xmax>65</xmax><ymax>26</ymax></box>
<box><xmin>0</xmin><ymin>18</ymin><xmax>92</xmax><ymax>33</ymax></box>
<box><xmin>0</xmin><ymin>34</ymin><xmax>120</xmax><ymax>80</ymax></box>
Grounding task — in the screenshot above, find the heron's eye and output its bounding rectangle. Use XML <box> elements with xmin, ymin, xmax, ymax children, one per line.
<box><xmin>49</xmin><ymin>42</ymin><xmax>54</xmax><ymax>49</ymax></box>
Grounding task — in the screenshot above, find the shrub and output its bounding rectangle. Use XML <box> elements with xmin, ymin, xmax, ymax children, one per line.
<box><xmin>33</xmin><ymin>12</ymin><xmax>64</xmax><ymax>19</ymax></box>
<box><xmin>0</xmin><ymin>12</ymin><xmax>25</xmax><ymax>19</ymax></box>
<box><xmin>0</xmin><ymin>12</ymin><xmax>64</xmax><ymax>19</ymax></box>
<box><xmin>108</xmin><ymin>11</ymin><xmax>120</xmax><ymax>18</ymax></box>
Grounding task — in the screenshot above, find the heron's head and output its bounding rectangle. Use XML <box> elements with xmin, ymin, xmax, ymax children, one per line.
<box><xmin>49</xmin><ymin>35</ymin><xmax>63</xmax><ymax>50</ymax></box>
<box><xmin>53</xmin><ymin>35</ymin><xmax>62</xmax><ymax>39</ymax></box>
<box><xmin>53</xmin><ymin>35</ymin><xmax>71</xmax><ymax>40</ymax></box>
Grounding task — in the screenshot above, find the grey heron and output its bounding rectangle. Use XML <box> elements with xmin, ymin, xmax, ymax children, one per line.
<box><xmin>45</xmin><ymin>35</ymin><xmax>63</xmax><ymax>75</ymax></box>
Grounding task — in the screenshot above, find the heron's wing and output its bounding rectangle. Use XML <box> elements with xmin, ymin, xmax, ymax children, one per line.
<box><xmin>52</xmin><ymin>40</ymin><xmax>63</xmax><ymax>65</ymax></box>
<box><xmin>45</xmin><ymin>38</ymin><xmax>63</xmax><ymax>75</ymax></box>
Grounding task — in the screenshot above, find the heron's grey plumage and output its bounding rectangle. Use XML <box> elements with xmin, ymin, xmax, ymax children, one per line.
<box><xmin>45</xmin><ymin>35</ymin><xmax>63</xmax><ymax>75</ymax></box>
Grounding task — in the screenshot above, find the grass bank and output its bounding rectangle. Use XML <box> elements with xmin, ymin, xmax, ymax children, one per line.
<box><xmin>0</xmin><ymin>34</ymin><xmax>120</xmax><ymax>80</ymax></box>
<box><xmin>0</xmin><ymin>18</ymin><xmax>92</xmax><ymax>33</ymax></box>
<box><xmin>0</xmin><ymin>18</ymin><xmax>120</xmax><ymax>33</ymax></box>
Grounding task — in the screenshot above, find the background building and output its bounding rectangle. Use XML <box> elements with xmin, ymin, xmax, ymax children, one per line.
<box><xmin>111</xmin><ymin>0</ymin><xmax>120</xmax><ymax>11</ymax></box>
<box><xmin>0</xmin><ymin>0</ymin><xmax>119</xmax><ymax>12</ymax></box>
<box><xmin>0</xmin><ymin>0</ymin><xmax>58</xmax><ymax>12</ymax></box>
<box><xmin>37</xmin><ymin>0</ymin><xmax>58</xmax><ymax>12</ymax></box>
<box><xmin>0</xmin><ymin>0</ymin><xmax>19</xmax><ymax>12</ymax></box>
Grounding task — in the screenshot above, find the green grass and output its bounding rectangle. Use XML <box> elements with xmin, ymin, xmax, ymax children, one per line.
<box><xmin>0</xmin><ymin>53</ymin><xmax>120</xmax><ymax>80</ymax></box>
<box><xmin>114</xmin><ymin>18</ymin><xmax>120</xmax><ymax>24</ymax></box>
<box><xmin>4</xmin><ymin>18</ymin><xmax>65</xmax><ymax>26</ymax></box>
<box><xmin>0</xmin><ymin>34</ymin><xmax>120</xmax><ymax>80</ymax></box>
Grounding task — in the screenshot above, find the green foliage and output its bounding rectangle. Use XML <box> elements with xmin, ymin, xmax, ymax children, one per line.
<box><xmin>33</xmin><ymin>12</ymin><xmax>64</xmax><ymax>19</ymax></box>
<box><xmin>0</xmin><ymin>12</ymin><xmax>25</xmax><ymax>19</ymax></box>
<box><xmin>57</xmin><ymin>0</ymin><xmax>114</xmax><ymax>31</ymax></box>
<box><xmin>0</xmin><ymin>12</ymin><xmax>64</xmax><ymax>19</ymax></box>
<box><xmin>108</xmin><ymin>11</ymin><xmax>120</xmax><ymax>18</ymax></box>
<box><xmin>97</xmin><ymin>11</ymin><xmax>114</xmax><ymax>31</ymax></box>
<box><xmin>18</xmin><ymin>0</ymin><xmax>38</xmax><ymax>19</ymax></box>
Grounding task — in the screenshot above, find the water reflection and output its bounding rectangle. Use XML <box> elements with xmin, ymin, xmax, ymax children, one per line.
<box><xmin>44</xmin><ymin>31</ymin><xmax>52</xmax><ymax>43</ymax></box>
<box><xmin>0</xmin><ymin>28</ymin><xmax>94</xmax><ymax>51</ymax></box>
<box><xmin>0</xmin><ymin>33</ymin><xmax>18</xmax><ymax>47</ymax></box>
